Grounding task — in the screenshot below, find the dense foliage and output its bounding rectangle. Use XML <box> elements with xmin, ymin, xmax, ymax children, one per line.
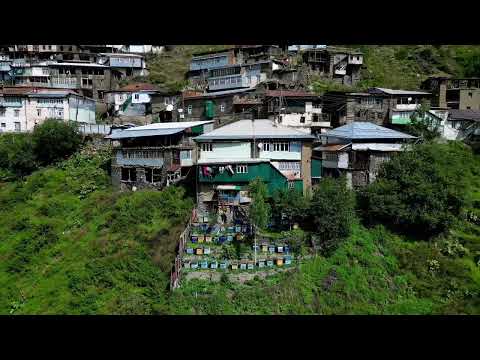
<box><xmin>271</xmin><ymin>188</ymin><xmax>310</xmax><ymax>230</ymax></box>
<box><xmin>32</xmin><ymin>119</ymin><xmax>83</xmax><ymax>166</ymax></box>
<box><xmin>310</xmin><ymin>177</ymin><xmax>356</xmax><ymax>254</ymax></box>
<box><xmin>0</xmin><ymin>145</ymin><xmax>193</xmax><ymax>314</ymax></box>
<box><xmin>358</xmin><ymin>142</ymin><xmax>474</xmax><ymax>238</ymax></box>
<box><xmin>0</xmin><ymin>133</ymin><xmax>37</xmax><ymax>180</ymax></box>
<box><xmin>248</xmin><ymin>178</ymin><xmax>271</xmax><ymax>231</ymax></box>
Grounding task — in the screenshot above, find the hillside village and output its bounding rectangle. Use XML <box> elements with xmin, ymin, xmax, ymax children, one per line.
<box><xmin>0</xmin><ymin>44</ymin><xmax>479</xmax><ymax>314</ymax></box>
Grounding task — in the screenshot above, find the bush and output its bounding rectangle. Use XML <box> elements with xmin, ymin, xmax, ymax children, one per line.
<box><xmin>358</xmin><ymin>142</ymin><xmax>472</xmax><ymax>238</ymax></box>
<box><xmin>310</xmin><ymin>177</ymin><xmax>356</xmax><ymax>254</ymax></box>
<box><xmin>271</xmin><ymin>188</ymin><xmax>310</xmax><ymax>230</ymax></box>
<box><xmin>0</xmin><ymin>133</ymin><xmax>37</xmax><ymax>179</ymax></box>
<box><xmin>32</xmin><ymin>119</ymin><xmax>82</xmax><ymax>166</ymax></box>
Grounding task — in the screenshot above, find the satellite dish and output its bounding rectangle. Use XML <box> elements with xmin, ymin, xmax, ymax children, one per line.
<box><xmin>408</xmin><ymin>97</ymin><xmax>412</xmax><ymax>102</ymax></box>
<box><xmin>178</xmin><ymin>108</ymin><xmax>183</xmax><ymax>113</ymax></box>
<box><xmin>166</xmin><ymin>104</ymin><xmax>173</xmax><ymax>111</ymax></box>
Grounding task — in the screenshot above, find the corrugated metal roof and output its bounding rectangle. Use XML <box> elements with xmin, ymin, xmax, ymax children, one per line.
<box><xmin>115</xmin><ymin>83</ymin><xmax>159</xmax><ymax>92</ymax></box>
<box><xmin>106</xmin><ymin>128</ymin><xmax>184</xmax><ymax>139</ymax></box>
<box><xmin>197</xmin><ymin>158</ymin><xmax>268</xmax><ymax>165</ymax></box>
<box><xmin>184</xmin><ymin>88</ymin><xmax>254</xmax><ymax>99</ymax></box>
<box><xmin>448</xmin><ymin>109</ymin><xmax>480</xmax><ymax>122</ymax></box>
<box><xmin>265</xmin><ymin>90</ymin><xmax>318</xmax><ymax>98</ymax></box>
<box><xmin>326</xmin><ymin>122</ymin><xmax>416</xmax><ymax>140</ymax></box>
<box><xmin>194</xmin><ymin>119</ymin><xmax>316</xmax><ymax>141</ymax></box>
<box><xmin>369</xmin><ymin>87</ymin><xmax>431</xmax><ymax>96</ymax></box>
<box><xmin>128</xmin><ymin>121</ymin><xmax>214</xmax><ymax>131</ymax></box>
<box><xmin>314</xmin><ymin>144</ymin><xmax>351</xmax><ymax>152</ymax></box>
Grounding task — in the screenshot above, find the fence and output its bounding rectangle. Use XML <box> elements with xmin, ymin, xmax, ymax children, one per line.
<box><xmin>77</xmin><ymin>123</ymin><xmax>111</xmax><ymax>135</ymax></box>
<box><xmin>170</xmin><ymin>209</ymin><xmax>196</xmax><ymax>290</ymax></box>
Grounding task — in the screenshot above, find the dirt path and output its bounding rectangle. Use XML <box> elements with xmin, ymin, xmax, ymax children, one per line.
<box><xmin>184</xmin><ymin>266</ymin><xmax>296</xmax><ymax>284</ymax></box>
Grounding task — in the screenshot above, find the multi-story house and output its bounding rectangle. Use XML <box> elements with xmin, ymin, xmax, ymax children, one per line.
<box><xmin>298</xmin><ymin>46</ymin><xmax>364</xmax><ymax>86</ymax></box>
<box><xmin>107</xmin><ymin>121</ymin><xmax>214</xmax><ymax>191</ymax></box>
<box><xmin>193</xmin><ymin>119</ymin><xmax>315</xmax><ymax>221</ymax></box>
<box><xmin>422</xmin><ymin>76</ymin><xmax>480</xmax><ymax>110</ymax></box>
<box><xmin>104</xmin><ymin>83</ymin><xmax>160</xmax><ymax>117</ymax></box>
<box><xmin>97</xmin><ymin>53</ymin><xmax>148</xmax><ymax>78</ymax></box>
<box><xmin>0</xmin><ymin>87</ymin><xmax>96</xmax><ymax>133</ymax></box>
<box><xmin>313</xmin><ymin>122</ymin><xmax>416</xmax><ymax>188</ymax></box>
<box><xmin>323</xmin><ymin>87</ymin><xmax>431</xmax><ymax>127</ymax></box>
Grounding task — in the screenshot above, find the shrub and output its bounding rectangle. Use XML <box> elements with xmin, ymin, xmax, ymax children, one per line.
<box><xmin>310</xmin><ymin>176</ymin><xmax>356</xmax><ymax>254</ymax></box>
<box><xmin>0</xmin><ymin>133</ymin><xmax>37</xmax><ymax>178</ymax></box>
<box><xmin>32</xmin><ymin>119</ymin><xmax>82</xmax><ymax>166</ymax></box>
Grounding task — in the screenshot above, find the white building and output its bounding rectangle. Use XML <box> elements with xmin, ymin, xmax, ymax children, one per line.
<box><xmin>0</xmin><ymin>88</ymin><xmax>96</xmax><ymax>133</ymax></box>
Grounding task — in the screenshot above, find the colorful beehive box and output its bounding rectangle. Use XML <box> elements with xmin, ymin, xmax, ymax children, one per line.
<box><xmin>220</xmin><ymin>262</ymin><xmax>228</xmax><ymax>269</ymax></box>
<box><xmin>191</xmin><ymin>262</ymin><xmax>198</xmax><ymax>269</ymax></box>
<box><xmin>277</xmin><ymin>246</ymin><xmax>284</xmax><ymax>253</ymax></box>
<box><xmin>242</xmin><ymin>225</ymin><xmax>248</xmax><ymax>233</ymax></box>
<box><xmin>220</xmin><ymin>226</ymin><xmax>226</xmax><ymax>232</ymax></box>
<box><xmin>227</xmin><ymin>226</ymin><xmax>234</xmax><ymax>233</ymax></box>
<box><xmin>252</xmin><ymin>245</ymin><xmax>260</xmax><ymax>251</ymax></box>
<box><xmin>210</xmin><ymin>262</ymin><xmax>218</xmax><ymax>269</ymax></box>
<box><xmin>196</xmin><ymin>248</ymin><xmax>203</xmax><ymax>255</ymax></box>
<box><xmin>231</xmin><ymin>263</ymin><xmax>238</xmax><ymax>270</ymax></box>
<box><xmin>200</xmin><ymin>261</ymin><xmax>208</xmax><ymax>269</ymax></box>
<box><xmin>285</xmin><ymin>256</ymin><xmax>292</xmax><ymax>265</ymax></box>
<box><xmin>203</xmin><ymin>247</ymin><xmax>211</xmax><ymax>255</ymax></box>
<box><xmin>258</xmin><ymin>260</ymin><xmax>265</xmax><ymax>268</ymax></box>
<box><xmin>276</xmin><ymin>258</ymin><xmax>284</xmax><ymax>266</ymax></box>
<box><xmin>268</xmin><ymin>246</ymin><xmax>275</xmax><ymax>253</ymax></box>
<box><xmin>205</xmin><ymin>236</ymin><xmax>212</xmax><ymax>243</ymax></box>
<box><xmin>284</xmin><ymin>245</ymin><xmax>290</xmax><ymax>253</ymax></box>
<box><xmin>198</xmin><ymin>235</ymin><xmax>205</xmax><ymax>243</ymax></box>
<box><xmin>227</xmin><ymin>235</ymin><xmax>233</xmax><ymax>242</ymax></box>
<box><xmin>236</xmin><ymin>234</ymin><xmax>243</xmax><ymax>241</ymax></box>
<box><xmin>266</xmin><ymin>260</ymin><xmax>274</xmax><ymax>267</ymax></box>
<box><xmin>191</xmin><ymin>236</ymin><xmax>198</xmax><ymax>243</ymax></box>
<box><xmin>235</xmin><ymin>225</ymin><xmax>241</xmax><ymax>233</ymax></box>
<box><xmin>247</xmin><ymin>263</ymin><xmax>254</xmax><ymax>270</ymax></box>
<box><xmin>219</xmin><ymin>235</ymin><xmax>227</xmax><ymax>244</ymax></box>
<box><xmin>261</xmin><ymin>244</ymin><xmax>268</xmax><ymax>253</ymax></box>
<box><xmin>186</xmin><ymin>247</ymin><xmax>194</xmax><ymax>254</ymax></box>
<box><xmin>240</xmin><ymin>263</ymin><xmax>247</xmax><ymax>270</ymax></box>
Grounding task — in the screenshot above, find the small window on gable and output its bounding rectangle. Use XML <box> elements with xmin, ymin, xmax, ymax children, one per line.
<box><xmin>202</xmin><ymin>143</ymin><xmax>213</xmax><ymax>152</ymax></box>
<box><xmin>300</xmin><ymin>116</ymin><xmax>305</xmax><ymax>124</ymax></box>
<box><xmin>236</xmin><ymin>165</ymin><xmax>248</xmax><ymax>174</ymax></box>
<box><xmin>134</xmin><ymin>94</ymin><xmax>140</xmax><ymax>100</ymax></box>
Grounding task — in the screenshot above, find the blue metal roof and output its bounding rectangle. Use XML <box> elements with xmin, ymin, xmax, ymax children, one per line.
<box><xmin>326</xmin><ymin>122</ymin><xmax>416</xmax><ymax>140</ymax></box>
<box><xmin>106</xmin><ymin>128</ymin><xmax>184</xmax><ymax>139</ymax></box>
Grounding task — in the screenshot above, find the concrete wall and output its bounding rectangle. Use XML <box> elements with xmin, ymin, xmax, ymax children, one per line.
<box><xmin>200</xmin><ymin>142</ymin><xmax>251</xmax><ymax>160</ymax></box>
<box><xmin>459</xmin><ymin>89</ymin><xmax>480</xmax><ymax>110</ymax></box>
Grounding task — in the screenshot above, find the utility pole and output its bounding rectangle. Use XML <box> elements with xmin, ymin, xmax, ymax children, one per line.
<box><xmin>251</xmin><ymin>117</ymin><xmax>257</xmax><ymax>266</ymax></box>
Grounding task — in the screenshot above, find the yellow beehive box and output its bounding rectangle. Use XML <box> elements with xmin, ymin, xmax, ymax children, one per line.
<box><xmin>276</xmin><ymin>258</ymin><xmax>284</xmax><ymax>266</ymax></box>
<box><xmin>198</xmin><ymin>235</ymin><xmax>205</xmax><ymax>243</ymax></box>
<box><xmin>231</xmin><ymin>263</ymin><xmax>238</xmax><ymax>270</ymax></box>
<box><xmin>196</xmin><ymin>248</ymin><xmax>203</xmax><ymax>255</ymax></box>
<box><xmin>261</xmin><ymin>244</ymin><xmax>268</xmax><ymax>253</ymax></box>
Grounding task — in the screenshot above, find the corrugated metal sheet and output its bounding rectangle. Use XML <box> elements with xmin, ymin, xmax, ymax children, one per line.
<box><xmin>326</xmin><ymin>122</ymin><xmax>416</xmax><ymax>140</ymax></box>
<box><xmin>351</xmin><ymin>143</ymin><xmax>405</xmax><ymax>151</ymax></box>
<box><xmin>106</xmin><ymin>128</ymin><xmax>184</xmax><ymax>139</ymax></box>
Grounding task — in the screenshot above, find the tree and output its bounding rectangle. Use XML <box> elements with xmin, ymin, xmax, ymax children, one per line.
<box><xmin>357</xmin><ymin>142</ymin><xmax>471</xmax><ymax>238</ymax></box>
<box><xmin>310</xmin><ymin>176</ymin><xmax>356</xmax><ymax>254</ymax></box>
<box><xmin>271</xmin><ymin>188</ymin><xmax>310</xmax><ymax>230</ymax></box>
<box><xmin>32</xmin><ymin>119</ymin><xmax>83</xmax><ymax>166</ymax></box>
<box><xmin>248</xmin><ymin>177</ymin><xmax>270</xmax><ymax>231</ymax></box>
<box><xmin>406</xmin><ymin>100</ymin><xmax>441</xmax><ymax>141</ymax></box>
<box><xmin>0</xmin><ymin>133</ymin><xmax>37</xmax><ymax>179</ymax></box>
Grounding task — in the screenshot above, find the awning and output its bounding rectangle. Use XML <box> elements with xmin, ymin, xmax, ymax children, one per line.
<box><xmin>217</xmin><ymin>185</ymin><xmax>241</xmax><ymax>191</ymax></box>
<box><xmin>351</xmin><ymin>143</ymin><xmax>404</xmax><ymax>152</ymax></box>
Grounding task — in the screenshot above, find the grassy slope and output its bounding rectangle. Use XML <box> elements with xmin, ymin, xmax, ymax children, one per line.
<box><xmin>0</xmin><ymin>145</ymin><xmax>193</xmax><ymax>315</ymax></box>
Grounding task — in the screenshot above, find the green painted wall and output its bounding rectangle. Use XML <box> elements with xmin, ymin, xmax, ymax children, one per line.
<box><xmin>391</xmin><ymin>114</ymin><xmax>412</xmax><ymax>125</ymax></box>
<box><xmin>199</xmin><ymin>162</ymin><xmax>289</xmax><ymax>195</ymax></box>
<box><xmin>311</xmin><ymin>158</ymin><xmax>322</xmax><ymax>178</ymax></box>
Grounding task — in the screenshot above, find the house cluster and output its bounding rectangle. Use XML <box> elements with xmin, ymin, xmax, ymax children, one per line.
<box><xmin>0</xmin><ymin>44</ymin><xmax>164</xmax><ymax>132</ymax></box>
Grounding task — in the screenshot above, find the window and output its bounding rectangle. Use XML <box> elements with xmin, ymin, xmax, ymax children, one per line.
<box><xmin>0</xmin><ymin>109</ymin><xmax>5</xmax><ymax>117</ymax></box>
<box><xmin>312</xmin><ymin>114</ymin><xmax>319</xmax><ymax>122</ymax></box>
<box><xmin>121</xmin><ymin>167</ymin><xmax>137</xmax><ymax>182</ymax></box>
<box><xmin>236</xmin><ymin>165</ymin><xmax>248</xmax><ymax>174</ymax></box>
<box><xmin>300</xmin><ymin>116</ymin><xmax>305</xmax><ymax>124</ymax></box>
<box><xmin>14</xmin><ymin>122</ymin><xmax>20</xmax><ymax>131</ymax></box>
<box><xmin>37</xmin><ymin>109</ymin><xmax>41</xmax><ymax>116</ymax></box>
<box><xmin>1</xmin><ymin>123</ymin><xmax>5</xmax><ymax>128</ymax></box>
<box><xmin>201</xmin><ymin>143</ymin><xmax>213</xmax><ymax>152</ymax></box>
<box><xmin>467</xmin><ymin>106</ymin><xmax>471</xmax><ymax>110</ymax></box>
<box><xmin>288</xmin><ymin>181</ymin><xmax>295</xmax><ymax>189</ymax></box>
<box><xmin>375</xmin><ymin>98</ymin><xmax>382</xmax><ymax>105</ymax></box>
<box><xmin>377</xmin><ymin>112</ymin><xmax>383</xmax><ymax>120</ymax></box>
<box><xmin>180</xmin><ymin>150</ymin><xmax>192</xmax><ymax>160</ymax></box>
<box><xmin>187</xmin><ymin>105</ymin><xmax>192</xmax><ymax>115</ymax></box>
<box><xmin>272</xmin><ymin>142</ymin><xmax>290</xmax><ymax>152</ymax></box>
<box><xmin>262</xmin><ymin>142</ymin><xmax>270</xmax><ymax>151</ymax></box>
<box><xmin>14</xmin><ymin>110</ymin><xmax>20</xmax><ymax>117</ymax></box>
<box><xmin>468</xmin><ymin>92</ymin><xmax>473</xmax><ymax>98</ymax></box>
<box><xmin>220</xmin><ymin>103</ymin><xmax>225</xmax><ymax>112</ymax></box>
<box><xmin>278</xmin><ymin>162</ymin><xmax>300</xmax><ymax>171</ymax></box>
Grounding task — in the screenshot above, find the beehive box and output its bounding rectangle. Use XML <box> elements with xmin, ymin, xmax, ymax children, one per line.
<box><xmin>247</xmin><ymin>263</ymin><xmax>254</xmax><ymax>270</ymax></box>
<box><xmin>186</xmin><ymin>248</ymin><xmax>194</xmax><ymax>254</ymax></box>
<box><xmin>261</xmin><ymin>244</ymin><xmax>268</xmax><ymax>253</ymax></box>
<box><xmin>191</xmin><ymin>236</ymin><xmax>198</xmax><ymax>243</ymax></box>
<box><xmin>231</xmin><ymin>263</ymin><xmax>238</xmax><ymax>270</ymax></box>
<box><xmin>227</xmin><ymin>235</ymin><xmax>233</xmax><ymax>242</ymax></box>
<box><xmin>235</xmin><ymin>225</ymin><xmax>241</xmax><ymax>233</ymax></box>
<box><xmin>277</xmin><ymin>246</ymin><xmax>284</xmax><ymax>253</ymax></box>
<box><xmin>267</xmin><ymin>260</ymin><xmax>274</xmax><ymax>267</ymax></box>
<box><xmin>183</xmin><ymin>262</ymin><xmax>190</xmax><ymax>269</ymax></box>
<box><xmin>220</xmin><ymin>262</ymin><xmax>228</xmax><ymax>269</ymax></box>
<box><xmin>285</xmin><ymin>257</ymin><xmax>292</xmax><ymax>265</ymax></box>
<box><xmin>227</xmin><ymin>226</ymin><xmax>234</xmax><ymax>233</ymax></box>
<box><xmin>276</xmin><ymin>258</ymin><xmax>284</xmax><ymax>266</ymax></box>
<box><xmin>205</xmin><ymin>236</ymin><xmax>212</xmax><ymax>243</ymax></box>
<box><xmin>198</xmin><ymin>235</ymin><xmax>205</xmax><ymax>243</ymax></box>
<box><xmin>201</xmin><ymin>261</ymin><xmax>208</xmax><ymax>269</ymax></box>
<box><xmin>196</xmin><ymin>248</ymin><xmax>203</xmax><ymax>255</ymax></box>
<box><xmin>268</xmin><ymin>246</ymin><xmax>275</xmax><ymax>253</ymax></box>
<box><xmin>258</xmin><ymin>261</ymin><xmax>265</xmax><ymax>268</ymax></box>
<box><xmin>210</xmin><ymin>262</ymin><xmax>218</xmax><ymax>269</ymax></box>
<box><xmin>240</xmin><ymin>263</ymin><xmax>247</xmax><ymax>270</ymax></box>
<box><xmin>191</xmin><ymin>262</ymin><xmax>198</xmax><ymax>269</ymax></box>
<box><xmin>204</xmin><ymin>247</ymin><xmax>211</xmax><ymax>255</ymax></box>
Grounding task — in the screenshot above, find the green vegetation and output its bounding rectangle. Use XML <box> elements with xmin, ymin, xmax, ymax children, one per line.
<box><xmin>0</xmin><ymin>144</ymin><xmax>193</xmax><ymax>314</ymax></box>
<box><xmin>271</xmin><ymin>188</ymin><xmax>310</xmax><ymax>230</ymax></box>
<box><xmin>248</xmin><ymin>177</ymin><xmax>271</xmax><ymax>231</ymax></box>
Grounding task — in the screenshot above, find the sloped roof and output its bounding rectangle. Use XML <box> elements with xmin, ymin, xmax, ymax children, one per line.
<box><xmin>116</xmin><ymin>83</ymin><xmax>159</xmax><ymax>92</ymax></box>
<box><xmin>194</xmin><ymin>119</ymin><xmax>315</xmax><ymax>141</ymax></box>
<box><xmin>448</xmin><ymin>109</ymin><xmax>480</xmax><ymax>122</ymax></box>
<box><xmin>326</xmin><ymin>122</ymin><xmax>416</xmax><ymax>140</ymax></box>
<box><xmin>105</xmin><ymin>121</ymin><xmax>214</xmax><ymax>139</ymax></box>
<box><xmin>265</xmin><ymin>90</ymin><xmax>318</xmax><ymax>98</ymax></box>
<box><xmin>369</xmin><ymin>87</ymin><xmax>431</xmax><ymax>96</ymax></box>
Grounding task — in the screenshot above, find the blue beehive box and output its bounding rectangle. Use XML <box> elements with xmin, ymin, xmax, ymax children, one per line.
<box><xmin>235</xmin><ymin>225</ymin><xmax>241</xmax><ymax>233</ymax></box>
<box><xmin>247</xmin><ymin>263</ymin><xmax>254</xmax><ymax>270</ymax></box>
<box><xmin>220</xmin><ymin>262</ymin><xmax>227</xmax><ymax>269</ymax></box>
<box><xmin>284</xmin><ymin>245</ymin><xmax>290</xmax><ymax>253</ymax></box>
<box><xmin>204</xmin><ymin>247</ymin><xmax>211</xmax><ymax>255</ymax></box>
<box><xmin>240</xmin><ymin>263</ymin><xmax>247</xmax><ymax>270</ymax></box>
<box><xmin>186</xmin><ymin>247</ymin><xmax>194</xmax><ymax>254</ymax></box>
<box><xmin>277</xmin><ymin>246</ymin><xmax>284</xmax><ymax>253</ymax></box>
<box><xmin>268</xmin><ymin>246</ymin><xmax>275</xmax><ymax>253</ymax></box>
<box><xmin>252</xmin><ymin>245</ymin><xmax>260</xmax><ymax>251</ymax></box>
<box><xmin>191</xmin><ymin>236</ymin><xmax>198</xmax><ymax>243</ymax></box>
<box><xmin>210</xmin><ymin>262</ymin><xmax>218</xmax><ymax>269</ymax></box>
<box><xmin>267</xmin><ymin>260</ymin><xmax>274</xmax><ymax>267</ymax></box>
<box><xmin>201</xmin><ymin>261</ymin><xmax>208</xmax><ymax>269</ymax></box>
<box><xmin>227</xmin><ymin>226</ymin><xmax>234</xmax><ymax>233</ymax></box>
<box><xmin>219</xmin><ymin>235</ymin><xmax>227</xmax><ymax>244</ymax></box>
<box><xmin>227</xmin><ymin>235</ymin><xmax>233</xmax><ymax>242</ymax></box>
<box><xmin>285</xmin><ymin>256</ymin><xmax>292</xmax><ymax>265</ymax></box>
<box><xmin>191</xmin><ymin>262</ymin><xmax>198</xmax><ymax>269</ymax></box>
